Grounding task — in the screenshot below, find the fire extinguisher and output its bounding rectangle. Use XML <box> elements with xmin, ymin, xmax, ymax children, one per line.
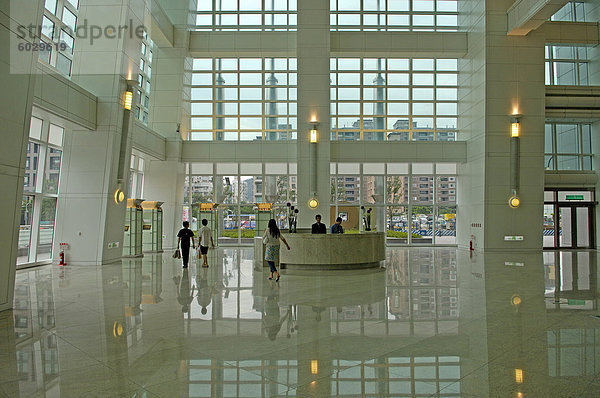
<box><xmin>469</xmin><ymin>240</ymin><xmax>474</xmax><ymax>251</ymax></box>
<box><xmin>59</xmin><ymin>243</ymin><xmax>67</xmax><ymax>266</ymax></box>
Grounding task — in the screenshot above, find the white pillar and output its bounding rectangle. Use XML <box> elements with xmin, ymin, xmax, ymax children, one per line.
<box><xmin>0</xmin><ymin>0</ymin><xmax>43</xmax><ymax>310</ymax></box>
<box><xmin>296</xmin><ymin>0</ymin><xmax>331</xmax><ymax>228</ymax></box>
<box><xmin>54</xmin><ymin>0</ymin><xmax>145</xmax><ymax>265</ymax></box>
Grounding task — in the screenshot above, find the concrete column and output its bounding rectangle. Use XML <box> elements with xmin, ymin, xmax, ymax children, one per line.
<box><xmin>458</xmin><ymin>0</ymin><xmax>545</xmax><ymax>251</ymax></box>
<box><xmin>0</xmin><ymin>0</ymin><xmax>43</xmax><ymax>311</ymax></box>
<box><xmin>296</xmin><ymin>0</ymin><xmax>331</xmax><ymax>228</ymax></box>
<box><xmin>53</xmin><ymin>0</ymin><xmax>148</xmax><ymax>265</ymax></box>
<box><xmin>143</xmin><ymin>140</ymin><xmax>186</xmax><ymax>250</ymax></box>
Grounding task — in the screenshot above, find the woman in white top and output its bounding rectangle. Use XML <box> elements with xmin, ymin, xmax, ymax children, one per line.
<box><xmin>263</xmin><ymin>219</ymin><xmax>290</xmax><ymax>282</ymax></box>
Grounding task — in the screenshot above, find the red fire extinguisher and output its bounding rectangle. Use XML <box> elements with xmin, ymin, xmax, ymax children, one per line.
<box><xmin>59</xmin><ymin>243</ymin><xmax>68</xmax><ymax>266</ymax></box>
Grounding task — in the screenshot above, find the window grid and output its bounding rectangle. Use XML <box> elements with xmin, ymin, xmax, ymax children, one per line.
<box><xmin>332</xmin><ymin>356</ymin><xmax>460</xmax><ymax>397</ymax></box>
<box><xmin>330</xmin><ymin>163</ymin><xmax>457</xmax><ymax>245</ymax></box>
<box><xmin>195</xmin><ymin>0</ymin><xmax>298</xmax><ymax>31</ymax></box>
<box><xmin>550</xmin><ymin>2</ymin><xmax>586</xmax><ymax>22</ymax></box>
<box><xmin>544</xmin><ymin>123</ymin><xmax>593</xmax><ymax>171</ymax></box>
<box><xmin>136</xmin><ymin>33</ymin><xmax>154</xmax><ymax>126</ymax></box>
<box><xmin>191</xmin><ymin>58</ymin><xmax>298</xmax><ymax>141</ymax></box>
<box><xmin>330</xmin><ymin>0</ymin><xmax>459</xmax><ymax>32</ymax></box>
<box><xmin>331</xmin><ymin>58</ymin><xmax>458</xmax><ymax>142</ymax></box>
<box><xmin>545</xmin><ymin>45</ymin><xmax>590</xmax><ymax>85</ymax></box>
<box><xmin>40</xmin><ymin>0</ymin><xmax>79</xmax><ymax>77</ymax></box>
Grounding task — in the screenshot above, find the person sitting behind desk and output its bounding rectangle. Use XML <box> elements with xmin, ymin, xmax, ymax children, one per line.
<box><xmin>330</xmin><ymin>217</ymin><xmax>344</xmax><ymax>234</ymax></box>
<box><xmin>311</xmin><ymin>214</ymin><xmax>327</xmax><ymax>234</ymax></box>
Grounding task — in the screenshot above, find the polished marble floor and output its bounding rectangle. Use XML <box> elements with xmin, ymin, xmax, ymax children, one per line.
<box><xmin>1</xmin><ymin>247</ymin><xmax>600</xmax><ymax>397</ymax></box>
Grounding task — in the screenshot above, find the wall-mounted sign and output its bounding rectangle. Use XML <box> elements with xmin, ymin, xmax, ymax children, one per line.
<box><xmin>504</xmin><ymin>236</ymin><xmax>523</xmax><ymax>241</ymax></box>
<box><xmin>257</xmin><ymin>203</ymin><xmax>273</xmax><ymax>211</ymax></box>
<box><xmin>199</xmin><ymin>203</ymin><xmax>216</xmax><ymax>211</ymax></box>
<box><xmin>565</xmin><ymin>195</ymin><xmax>584</xmax><ymax>200</ymax></box>
<box><xmin>143</xmin><ymin>225</ymin><xmax>152</xmax><ymax>230</ymax></box>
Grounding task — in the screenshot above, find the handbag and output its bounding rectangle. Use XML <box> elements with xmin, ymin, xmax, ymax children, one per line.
<box><xmin>173</xmin><ymin>249</ymin><xmax>181</xmax><ymax>259</ymax></box>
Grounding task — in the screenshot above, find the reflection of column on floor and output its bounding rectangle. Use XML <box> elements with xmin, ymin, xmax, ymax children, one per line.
<box><xmin>295</xmin><ymin>305</ymin><xmax>332</xmax><ymax>396</ymax></box>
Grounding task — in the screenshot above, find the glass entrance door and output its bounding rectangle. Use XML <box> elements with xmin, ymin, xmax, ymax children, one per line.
<box><xmin>558</xmin><ymin>205</ymin><xmax>593</xmax><ymax>249</ymax></box>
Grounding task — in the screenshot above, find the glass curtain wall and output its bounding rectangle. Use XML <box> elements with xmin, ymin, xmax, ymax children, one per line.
<box><xmin>330</xmin><ymin>162</ymin><xmax>457</xmax><ymax>245</ymax></box>
<box><xmin>128</xmin><ymin>154</ymin><xmax>145</xmax><ymax>199</ymax></box>
<box><xmin>544</xmin><ymin>123</ymin><xmax>592</xmax><ymax>171</ymax></box>
<box><xmin>40</xmin><ymin>0</ymin><xmax>79</xmax><ymax>77</ymax></box>
<box><xmin>330</xmin><ymin>58</ymin><xmax>458</xmax><ymax>141</ymax></box>
<box><xmin>191</xmin><ymin>58</ymin><xmax>297</xmax><ymax>141</ymax></box>
<box><xmin>19</xmin><ymin>116</ymin><xmax>64</xmax><ymax>267</ymax></box>
<box><xmin>545</xmin><ymin>45</ymin><xmax>591</xmax><ymax>85</ymax></box>
<box><xmin>330</xmin><ymin>0</ymin><xmax>458</xmax><ymax>31</ymax></box>
<box><xmin>136</xmin><ymin>32</ymin><xmax>154</xmax><ymax>125</ymax></box>
<box><xmin>184</xmin><ymin>163</ymin><xmax>298</xmax><ymax>245</ymax></box>
<box><xmin>195</xmin><ymin>0</ymin><xmax>298</xmax><ymax>31</ymax></box>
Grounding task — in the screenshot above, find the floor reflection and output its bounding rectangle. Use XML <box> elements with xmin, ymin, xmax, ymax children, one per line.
<box><xmin>1</xmin><ymin>248</ymin><xmax>599</xmax><ymax>397</ymax></box>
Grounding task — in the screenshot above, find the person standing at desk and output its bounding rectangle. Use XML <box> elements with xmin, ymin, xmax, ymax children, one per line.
<box><xmin>311</xmin><ymin>214</ymin><xmax>327</xmax><ymax>234</ymax></box>
<box><xmin>330</xmin><ymin>217</ymin><xmax>344</xmax><ymax>234</ymax></box>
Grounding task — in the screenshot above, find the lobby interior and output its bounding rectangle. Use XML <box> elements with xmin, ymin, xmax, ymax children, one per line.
<box><xmin>2</xmin><ymin>0</ymin><xmax>600</xmax><ymax>397</ymax></box>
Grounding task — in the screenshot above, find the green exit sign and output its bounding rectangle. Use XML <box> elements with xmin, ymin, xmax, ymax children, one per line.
<box><xmin>566</xmin><ymin>195</ymin><xmax>584</xmax><ymax>200</ymax></box>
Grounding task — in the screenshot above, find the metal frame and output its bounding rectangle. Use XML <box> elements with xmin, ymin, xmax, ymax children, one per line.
<box><xmin>40</xmin><ymin>0</ymin><xmax>79</xmax><ymax>77</ymax></box>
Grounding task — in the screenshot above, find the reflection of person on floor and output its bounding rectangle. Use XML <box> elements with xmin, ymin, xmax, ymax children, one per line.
<box><xmin>262</xmin><ymin>281</ymin><xmax>289</xmax><ymax>341</ymax></box>
<box><xmin>177</xmin><ymin>269</ymin><xmax>195</xmax><ymax>313</ymax></box>
<box><xmin>196</xmin><ymin>268</ymin><xmax>216</xmax><ymax>315</ymax></box>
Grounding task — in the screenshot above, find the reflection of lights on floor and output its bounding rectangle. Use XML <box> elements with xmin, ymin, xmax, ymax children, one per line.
<box><xmin>517</xmin><ymin>392</ymin><xmax>523</xmax><ymax>398</ymax></box>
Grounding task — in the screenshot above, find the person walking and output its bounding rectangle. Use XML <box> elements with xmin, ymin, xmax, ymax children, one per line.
<box><xmin>198</xmin><ymin>219</ymin><xmax>215</xmax><ymax>268</ymax></box>
<box><xmin>177</xmin><ymin>221</ymin><xmax>195</xmax><ymax>268</ymax></box>
<box><xmin>263</xmin><ymin>219</ymin><xmax>290</xmax><ymax>282</ymax></box>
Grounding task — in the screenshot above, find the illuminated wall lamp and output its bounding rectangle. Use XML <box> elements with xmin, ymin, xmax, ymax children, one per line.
<box><xmin>124</xmin><ymin>90</ymin><xmax>133</xmax><ymax>110</ymax></box>
<box><xmin>509</xmin><ymin>192</ymin><xmax>520</xmax><ymax>208</ymax></box>
<box><xmin>511</xmin><ymin>119</ymin><xmax>520</xmax><ymax>137</ymax></box>
<box><xmin>308</xmin><ymin>198</ymin><xmax>319</xmax><ymax>209</ymax></box>
<box><xmin>311</xmin><ymin>360</ymin><xmax>318</xmax><ymax>375</ymax></box>
<box><xmin>310</xmin><ymin>127</ymin><xmax>318</xmax><ymax>143</ymax></box>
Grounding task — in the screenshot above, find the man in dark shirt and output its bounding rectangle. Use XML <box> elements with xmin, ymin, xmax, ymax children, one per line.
<box><xmin>330</xmin><ymin>217</ymin><xmax>344</xmax><ymax>234</ymax></box>
<box><xmin>311</xmin><ymin>214</ymin><xmax>327</xmax><ymax>234</ymax></box>
<box><xmin>177</xmin><ymin>221</ymin><xmax>195</xmax><ymax>268</ymax></box>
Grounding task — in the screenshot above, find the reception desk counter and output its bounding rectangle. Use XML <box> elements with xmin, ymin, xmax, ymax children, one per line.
<box><xmin>278</xmin><ymin>232</ymin><xmax>385</xmax><ymax>269</ymax></box>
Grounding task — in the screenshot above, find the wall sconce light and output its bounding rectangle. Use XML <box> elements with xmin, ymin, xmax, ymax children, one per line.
<box><xmin>311</xmin><ymin>360</ymin><xmax>319</xmax><ymax>375</ymax></box>
<box><xmin>114</xmin><ymin>187</ymin><xmax>125</xmax><ymax>205</ymax></box>
<box><xmin>509</xmin><ymin>192</ymin><xmax>520</xmax><ymax>208</ymax></box>
<box><xmin>310</xmin><ymin>127</ymin><xmax>318</xmax><ymax>143</ymax></box>
<box><xmin>514</xmin><ymin>368</ymin><xmax>524</xmax><ymax>384</ymax></box>
<box><xmin>511</xmin><ymin>118</ymin><xmax>520</xmax><ymax>137</ymax></box>
<box><xmin>308</xmin><ymin>198</ymin><xmax>319</xmax><ymax>209</ymax></box>
<box><xmin>124</xmin><ymin>90</ymin><xmax>133</xmax><ymax>110</ymax></box>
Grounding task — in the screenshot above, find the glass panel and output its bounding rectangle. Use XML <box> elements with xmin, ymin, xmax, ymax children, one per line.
<box><xmin>361</xmin><ymin>176</ymin><xmax>384</xmax><ymax>204</ymax></box>
<box><xmin>544</xmin><ymin>204</ymin><xmax>555</xmax><ymax>248</ymax></box>
<box><xmin>412</xmin><ymin>176</ymin><xmax>434</xmax><ymax>204</ymax></box>
<box><xmin>43</xmin><ymin>148</ymin><xmax>62</xmax><ymax>194</ymax></box>
<box><xmin>18</xmin><ymin>196</ymin><xmax>34</xmax><ymax>265</ymax></box>
<box><xmin>219</xmin><ymin>205</ymin><xmax>239</xmax><ymax>244</ymax></box>
<box><xmin>556</xmin><ymin>124</ymin><xmax>578</xmax><ymax>153</ymax></box>
<box><xmin>48</xmin><ymin>124</ymin><xmax>64</xmax><ymax>146</ymax></box>
<box><xmin>45</xmin><ymin>0</ymin><xmax>57</xmax><ymax>14</ymax></box>
<box><xmin>436</xmin><ymin>176</ymin><xmax>456</xmax><ymax>205</ymax></box>
<box><xmin>24</xmin><ymin>142</ymin><xmax>40</xmax><ymax>193</ymax></box>
<box><xmin>436</xmin><ymin>206</ymin><xmax>456</xmax><ymax>245</ymax></box>
<box><xmin>387</xmin><ymin>206</ymin><xmax>409</xmax><ymax>244</ymax></box>
<box><xmin>412</xmin><ymin>205</ymin><xmax>433</xmax><ymax>244</ymax></box>
<box><xmin>37</xmin><ymin>197</ymin><xmax>57</xmax><ymax>261</ymax></box>
<box><xmin>559</xmin><ymin>207</ymin><xmax>572</xmax><ymax>248</ymax></box>
<box><xmin>190</xmin><ymin>175</ymin><xmax>214</xmax><ymax>203</ymax></box>
<box><xmin>29</xmin><ymin>117</ymin><xmax>43</xmax><ymax>140</ymax></box>
<box><xmin>218</xmin><ymin>176</ymin><xmax>238</xmax><ymax>204</ymax></box>
<box><xmin>56</xmin><ymin>53</ymin><xmax>72</xmax><ymax>76</ymax></box>
<box><xmin>386</xmin><ymin>176</ymin><xmax>409</xmax><ymax>203</ymax></box>
<box><xmin>41</xmin><ymin>16</ymin><xmax>55</xmax><ymax>40</ymax></box>
<box><xmin>576</xmin><ymin>207</ymin><xmax>589</xmax><ymax>247</ymax></box>
<box><xmin>62</xmin><ymin>7</ymin><xmax>77</xmax><ymax>31</ymax></box>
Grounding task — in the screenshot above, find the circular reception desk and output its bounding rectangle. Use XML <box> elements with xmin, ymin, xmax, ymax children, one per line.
<box><xmin>279</xmin><ymin>232</ymin><xmax>385</xmax><ymax>270</ymax></box>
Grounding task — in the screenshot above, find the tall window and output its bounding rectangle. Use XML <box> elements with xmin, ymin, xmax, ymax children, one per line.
<box><xmin>545</xmin><ymin>123</ymin><xmax>592</xmax><ymax>171</ymax></box>
<box><xmin>128</xmin><ymin>155</ymin><xmax>145</xmax><ymax>199</ymax></box>
<box><xmin>19</xmin><ymin>116</ymin><xmax>64</xmax><ymax>267</ymax></box>
<box><xmin>330</xmin><ymin>162</ymin><xmax>457</xmax><ymax>245</ymax></box>
<box><xmin>331</xmin><ymin>58</ymin><xmax>458</xmax><ymax>141</ymax></box>
<box><xmin>550</xmin><ymin>2</ymin><xmax>586</xmax><ymax>22</ymax></box>
<box><xmin>545</xmin><ymin>46</ymin><xmax>590</xmax><ymax>85</ymax></box>
<box><xmin>330</xmin><ymin>0</ymin><xmax>458</xmax><ymax>31</ymax></box>
<box><xmin>191</xmin><ymin>58</ymin><xmax>297</xmax><ymax>141</ymax></box>
<box><xmin>136</xmin><ymin>33</ymin><xmax>154</xmax><ymax>126</ymax></box>
<box><xmin>40</xmin><ymin>0</ymin><xmax>79</xmax><ymax>77</ymax></box>
<box><xmin>196</xmin><ymin>0</ymin><xmax>298</xmax><ymax>31</ymax></box>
